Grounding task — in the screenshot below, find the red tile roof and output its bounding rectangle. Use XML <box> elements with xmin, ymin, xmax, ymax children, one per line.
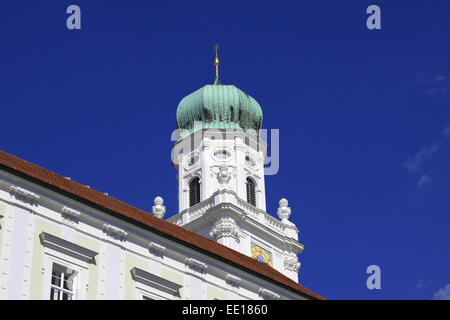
<box><xmin>0</xmin><ymin>149</ymin><xmax>324</xmax><ymax>300</ymax></box>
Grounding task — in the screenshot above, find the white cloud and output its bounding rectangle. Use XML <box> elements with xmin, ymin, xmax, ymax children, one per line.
<box><xmin>443</xmin><ymin>126</ymin><xmax>450</xmax><ymax>138</ymax></box>
<box><xmin>415</xmin><ymin>279</ymin><xmax>432</xmax><ymax>289</ymax></box>
<box><xmin>419</xmin><ymin>74</ymin><xmax>450</xmax><ymax>95</ymax></box>
<box><xmin>404</xmin><ymin>124</ymin><xmax>450</xmax><ymax>187</ymax></box>
<box><xmin>417</xmin><ymin>175</ymin><xmax>431</xmax><ymax>187</ymax></box>
<box><xmin>433</xmin><ymin>75</ymin><xmax>447</xmax><ymax>81</ymax></box>
<box><xmin>433</xmin><ymin>284</ymin><xmax>450</xmax><ymax>300</ymax></box>
<box><xmin>403</xmin><ymin>144</ymin><xmax>440</xmax><ymax>173</ymax></box>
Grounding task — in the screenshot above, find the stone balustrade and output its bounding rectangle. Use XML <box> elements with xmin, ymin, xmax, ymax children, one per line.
<box><xmin>168</xmin><ymin>189</ymin><xmax>297</xmax><ymax>239</ymax></box>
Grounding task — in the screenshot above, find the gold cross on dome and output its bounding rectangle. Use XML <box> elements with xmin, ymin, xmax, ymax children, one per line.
<box><xmin>214</xmin><ymin>44</ymin><xmax>219</xmax><ymax>78</ymax></box>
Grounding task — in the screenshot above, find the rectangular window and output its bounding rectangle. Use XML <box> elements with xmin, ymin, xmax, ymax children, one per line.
<box><xmin>50</xmin><ymin>263</ymin><xmax>77</xmax><ymax>300</ymax></box>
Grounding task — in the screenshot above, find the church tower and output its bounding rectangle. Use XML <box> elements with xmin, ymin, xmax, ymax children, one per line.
<box><xmin>168</xmin><ymin>47</ymin><xmax>304</xmax><ymax>282</ymax></box>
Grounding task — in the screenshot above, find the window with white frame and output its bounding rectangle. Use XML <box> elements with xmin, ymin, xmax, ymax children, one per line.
<box><xmin>40</xmin><ymin>231</ymin><xmax>97</xmax><ymax>300</ymax></box>
<box><xmin>50</xmin><ymin>263</ymin><xmax>77</xmax><ymax>300</ymax></box>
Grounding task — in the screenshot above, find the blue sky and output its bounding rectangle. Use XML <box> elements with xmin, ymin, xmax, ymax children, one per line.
<box><xmin>1</xmin><ymin>1</ymin><xmax>450</xmax><ymax>299</ymax></box>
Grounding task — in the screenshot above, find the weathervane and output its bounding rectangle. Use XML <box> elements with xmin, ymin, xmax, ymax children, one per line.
<box><xmin>214</xmin><ymin>44</ymin><xmax>220</xmax><ymax>80</ymax></box>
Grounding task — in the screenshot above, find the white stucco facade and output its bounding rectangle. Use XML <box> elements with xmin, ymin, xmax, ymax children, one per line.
<box><xmin>0</xmin><ymin>166</ymin><xmax>312</xmax><ymax>300</ymax></box>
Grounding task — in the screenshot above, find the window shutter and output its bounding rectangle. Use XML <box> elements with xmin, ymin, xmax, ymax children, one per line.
<box><xmin>189</xmin><ymin>178</ymin><xmax>201</xmax><ymax>207</ymax></box>
<box><xmin>246</xmin><ymin>178</ymin><xmax>256</xmax><ymax>207</ymax></box>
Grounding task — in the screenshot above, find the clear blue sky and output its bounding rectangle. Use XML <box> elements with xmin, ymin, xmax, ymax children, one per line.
<box><xmin>1</xmin><ymin>0</ymin><xmax>450</xmax><ymax>299</ymax></box>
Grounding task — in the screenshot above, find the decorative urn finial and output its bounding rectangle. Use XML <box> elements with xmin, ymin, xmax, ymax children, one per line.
<box><xmin>152</xmin><ymin>196</ymin><xmax>166</xmax><ymax>218</ymax></box>
<box><xmin>277</xmin><ymin>198</ymin><xmax>291</xmax><ymax>221</ymax></box>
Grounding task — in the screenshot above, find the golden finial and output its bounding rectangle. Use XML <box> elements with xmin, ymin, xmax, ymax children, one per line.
<box><xmin>214</xmin><ymin>44</ymin><xmax>220</xmax><ymax>79</ymax></box>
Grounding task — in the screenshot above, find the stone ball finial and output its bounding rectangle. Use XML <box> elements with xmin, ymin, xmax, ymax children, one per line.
<box><xmin>277</xmin><ymin>198</ymin><xmax>291</xmax><ymax>221</ymax></box>
<box><xmin>152</xmin><ymin>196</ymin><xmax>166</xmax><ymax>218</ymax></box>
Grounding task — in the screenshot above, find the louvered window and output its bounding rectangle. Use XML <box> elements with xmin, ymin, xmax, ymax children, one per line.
<box><xmin>189</xmin><ymin>177</ymin><xmax>201</xmax><ymax>207</ymax></box>
<box><xmin>246</xmin><ymin>178</ymin><xmax>256</xmax><ymax>207</ymax></box>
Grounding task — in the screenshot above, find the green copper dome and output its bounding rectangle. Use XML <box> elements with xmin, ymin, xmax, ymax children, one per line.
<box><xmin>176</xmin><ymin>80</ymin><xmax>263</xmax><ymax>140</ymax></box>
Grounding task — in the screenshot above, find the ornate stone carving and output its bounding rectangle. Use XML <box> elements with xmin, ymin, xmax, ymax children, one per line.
<box><xmin>173</xmin><ymin>217</ymin><xmax>183</xmax><ymax>226</ymax></box>
<box><xmin>217</xmin><ymin>166</ymin><xmax>231</xmax><ymax>185</ymax></box>
<box><xmin>277</xmin><ymin>198</ymin><xmax>291</xmax><ymax>221</ymax></box>
<box><xmin>152</xmin><ymin>196</ymin><xmax>166</xmax><ymax>218</ymax></box>
<box><xmin>61</xmin><ymin>206</ymin><xmax>81</xmax><ymax>219</ymax></box>
<box><xmin>258</xmin><ymin>288</ymin><xmax>280</xmax><ymax>300</ymax></box>
<box><xmin>185</xmin><ymin>257</ymin><xmax>208</xmax><ymax>274</ymax></box>
<box><xmin>183</xmin><ymin>152</ymin><xmax>200</xmax><ymax>170</ymax></box>
<box><xmin>226</xmin><ymin>274</ymin><xmax>242</xmax><ymax>288</ymax></box>
<box><xmin>209</xmin><ymin>217</ymin><xmax>240</xmax><ymax>243</ymax></box>
<box><xmin>148</xmin><ymin>241</ymin><xmax>166</xmax><ymax>257</ymax></box>
<box><xmin>9</xmin><ymin>185</ymin><xmax>40</xmax><ymax>205</ymax></box>
<box><xmin>283</xmin><ymin>254</ymin><xmax>301</xmax><ymax>273</ymax></box>
<box><xmin>60</xmin><ymin>206</ymin><xmax>81</xmax><ymax>225</ymax></box>
<box><xmin>103</xmin><ymin>224</ymin><xmax>128</xmax><ymax>240</ymax></box>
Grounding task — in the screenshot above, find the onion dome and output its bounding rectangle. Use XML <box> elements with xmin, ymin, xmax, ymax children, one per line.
<box><xmin>175</xmin><ymin>45</ymin><xmax>263</xmax><ymax>141</ymax></box>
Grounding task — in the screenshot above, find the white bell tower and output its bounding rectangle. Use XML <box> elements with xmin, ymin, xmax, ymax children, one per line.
<box><xmin>173</xmin><ymin>129</ymin><xmax>267</xmax><ymax>213</ymax></box>
<box><xmin>168</xmin><ymin>47</ymin><xmax>304</xmax><ymax>283</ymax></box>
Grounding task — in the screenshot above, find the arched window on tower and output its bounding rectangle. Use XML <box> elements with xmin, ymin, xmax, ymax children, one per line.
<box><xmin>246</xmin><ymin>177</ymin><xmax>256</xmax><ymax>207</ymax></box>
<box><xmin>189</xmin><ymin>177</ymin><xmax>201</xmax><ymax>207</ymax></box>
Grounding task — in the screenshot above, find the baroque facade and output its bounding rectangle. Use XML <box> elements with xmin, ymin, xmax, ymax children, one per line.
<box><xmin>0</xmin><ymin>56</ymin><xmax>322</xmax><ymax>300</ymax></box>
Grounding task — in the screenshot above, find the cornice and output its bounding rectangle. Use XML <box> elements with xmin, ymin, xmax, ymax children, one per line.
<box><xmin>9</xmin><ymin>184</ymin><xmax>40</xmax><ymax>204</ymax></box>
<box><xmin>185</xmin><ymin>257</ymin><xmax>208</xmax><ymax>274</ymax></box>
<box><xmin>174</xmin><ymin>195</ymin><xmax>304</xmax><ymax>251</ymax></box>
<box><xmin>103</xmin><ymin>223</ymin><xmax>128</xmax><ymax>240</ymax></box>
<box><xmin>61</xmin><ymin>206</ymin><xmax>81</xmax><ymax>219</ymax></box>
<box><xmin>258</xmin><ymin>288</ymin><xmax>280</xmax><ymax>300</ymax></box>
<box><xmin>148</xmin><ymin>241</ymin><xmax>166</xmax><ymax>256</ymax></box>
<box><xmin>210</xmin><ymin>217</ymin><xmax>241</xmax><ymax>243</ymax></box>
<box><xmin>226</xmin><ymin>274</ymin><xmax>242</xmax><ymax>287</ymax></box>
